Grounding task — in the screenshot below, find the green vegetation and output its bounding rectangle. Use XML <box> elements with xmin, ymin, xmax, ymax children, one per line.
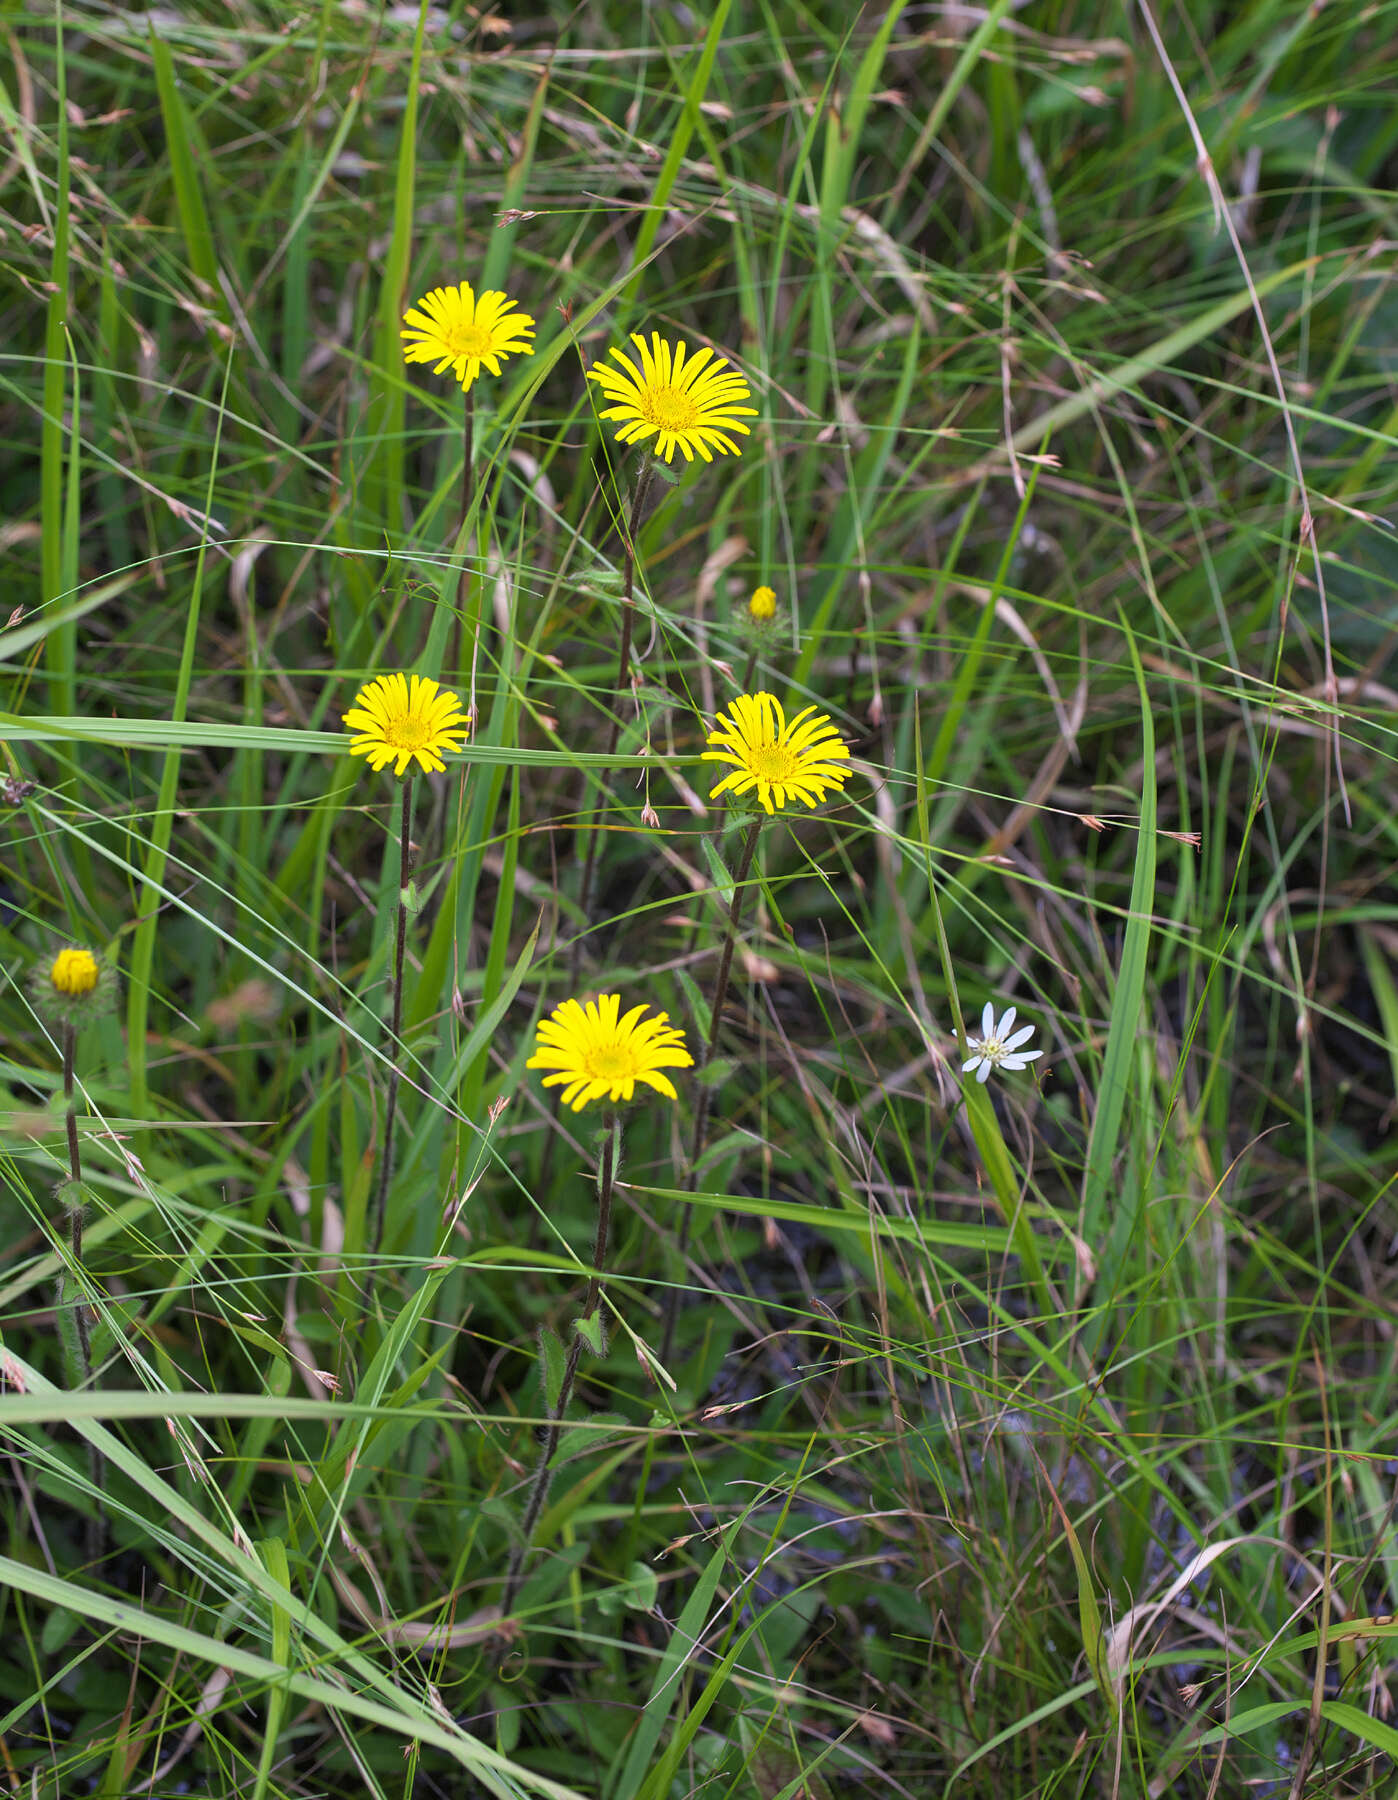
<box><xmin>4</xmin><ymin>2</ymin><xmax>1398</xmax><ymax>1793</ymax></box>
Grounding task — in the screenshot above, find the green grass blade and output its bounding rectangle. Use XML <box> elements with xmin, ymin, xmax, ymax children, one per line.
<box><xmin>608</xmin><ymin>1527</ymin><xmax>731</xmax><ymax>1798</ymax></box>
<box><xmin>124</xmin><ymin>346</ymin><xmax>235</xmax><ymax>1114</ymax></box>
<box><xmin>40</xmin><ymin>11</ymin><xmax>72</xmax><ymax>717</ymax></box>
<box><xmin>624</xmin><ymin>0</ymin><xmax>733</xmax><ymax>305</ymax></box>
<box><xmin>1082</xmin><ymin>613</ymin><xmax>1158</xmax><ymax>1287</ymax></box>
<box><xmin>361</xmin><ymin>0</ymin><xmax>428</xmax><ymax>538</ymax></box>
<box><xmin>147</xmin><ymin>25</ymin><xmax>223</xmax><ymax>305</ymax></box>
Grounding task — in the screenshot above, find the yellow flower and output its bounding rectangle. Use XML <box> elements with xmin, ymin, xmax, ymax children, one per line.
<box><xmin>586</xmin><ymin>332</ymin><xmax>757</xmax><ymax>463</ymax></box>
<box><xmin>702</xmin><ymin>691</ymin><xmax>851</xmax><ymax>815</ymax></box>
<box><xmin>50</xmin><ymin>948</ymin><xmax>99</xmax><ymax>997</ymax></box>
<box><xmin>747</xmin><ymin>585</ymin><xmax>777</xmax><ymax>622</ymax></box>
<box><xmin>527</xmin><ymin>994</ymin><xmax>694</xmax><ymax>1112</ymax></box>
<box><xmin>401</xmin><ymin>282</ymin><xmax>535</xmax><ymax>392</ymax></box>
<box><xmin>30</xmin><ymin>944</ymin><xmax>118</xmax><ymax>1028</ymax></box>
<box><xmin>343</xmin><ymin>673</ymin><xmax>470</xmax><ymax>777</ymax></box>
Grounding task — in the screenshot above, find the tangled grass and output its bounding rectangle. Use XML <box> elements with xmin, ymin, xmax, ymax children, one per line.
<box><xmin>3</xmin><ymin>3</ymin><xmax>1398</xmax><ymax>1795</ymax></box>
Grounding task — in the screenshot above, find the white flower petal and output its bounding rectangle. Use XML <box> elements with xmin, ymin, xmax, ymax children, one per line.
<box><xmin>1003</xmin><ymin>1023</ymin><xmax>1036</xmax><ymax>1052</ymax></box>
<box><xmin>962</xmin><ymin>1055</ymin><xmax>984</xmax><ymax>1074</ymax></box>
<box><xmin>980</xmin><ymin>1001</ymin><xmax>996</xmax><ymax>1039</ymax></box>
<box><xmin>998</xmin><ymin>1005</ymin><xmax>1017</xmax><ymax>1038</ymax></box>
<box><xmin>976</xmin><ymin>1060</ymin><xmax>992</xmax><ymax>1083</ymax></box>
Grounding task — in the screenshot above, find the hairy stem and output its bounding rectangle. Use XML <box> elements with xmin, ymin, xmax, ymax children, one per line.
<box><xmin>661</xmin><ymin>816</ymin><xmax>763</xmax><ymax>1364</ymax></box>
<box><xmin>371</xmin><ymin>774</ymin><xmax>415</xmax><ymax>1259</ymax></box>
<box><xmin>60</xmin><ymin>1021</ymin><xmax>104</xmax><ymax>1557</ymax></box>
<box><xmin>501</xmin><ymin>1112</ymin><xmax>620</xmax><ymax>1621</ymax></box>
<box><xmin>548</xmin><ymin>461</ymin><xmax>661</xmax><ymax>1202</ymax></box>
<box><xmin>62</xmin><ymin>1023</ymin><xmax>81</xmax><ymax>1187</ymax></box>
<box><xmin>61</xmin><ymin>1024</ymin><xmax>90</xmax><ymax>1372</ymax></box>
<box><xmin>452</xmin><ymin>385</ymin><xmax>477</xmax><ymax>678</ymax></box>
<box><xmin>572</xmin><ymin>458</ymin><xmax>656</xmax><ymax>902</ymax></box>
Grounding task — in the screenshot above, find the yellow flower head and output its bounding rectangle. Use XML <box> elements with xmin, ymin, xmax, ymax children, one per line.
<box><xmin>50</xmin><ymin>947</ymin><xmax>99</xmax><ymax>996</ymax></box>
<box><xmin>747</xmin><ymin>584</ymin><xmax>777</xmax><ymax>622</ymax></box>
<box><xmin>527</xmin><ymin>994</ymin><xmax>694</xmax><ymax>1112</ymax></box>
<box><xmin>702</xmin><ymin>691</ymin><xmax>851</xmax><ymax>816</ymax></box>
<box><xmin>401</xmin><ymin>282</ymin><xmax>535</xmax><ymax>392</ymax></box>
<box><xmin>343</xmin><ymin>673</ymin><xmax>470</xmax><ymax>777</ymax></box>
<box><xmin>586</xmin><ymin>332</ymin><xmax>757</xmax><ymax>464</ymax></box>
<box><xmin>30</xmin><ymin>944</ymin><xmax>117</xmax><ymax>1028</ymax></box>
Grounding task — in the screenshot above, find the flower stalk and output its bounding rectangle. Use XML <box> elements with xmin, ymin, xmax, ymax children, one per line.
<box><xmin>501</xmin><ymin>1111</ymin><xmax>622</xmax><ymax>1620</ymax></box>
<box><xmin>658</xmin><ymin>692</ymin><xmax>852</xmax><ymax>1364</ymax></box>
<box><xmin>59</xmin><ymin>1023</ymin><xmax>91</xmax><ymax>1374</ymax></box>
<box><xmin>613</xmin><ymin>458</ymin><xmax>655</xmax><ymax>702</ymax></box>
<box><xmin>340</xmin><ymin>670</ymin><xmax>469</xmax><ymax>1263</ymax></box>
<box><xmin>574</xmin><ymin>459</ymin><xmax>656</xmax><ymax>921</ymax></box>
<box><xmin>32</xmin><ymin>947</ymin><xmax>115</xmax><ymax>1558</ymax></box>
<box><xmin>457</xmin><ymin>383</ymin><xmax>476</xmax><ymax>655</ymax></box>
<box><xmin>661</xmin><ymin>816</ymin><xmax>762</xmax><ymax>1364</ymax></box>
<box><xmin>371</xmin><ymin>773</ymin><xmax>415</xmax><ymax>1256</ymax></box>
<box><xmin>462</xmin><ymin>382</ymin><xmax>476</xmax><ymax>542</ymax></box>
<box><xmin>740</xmin><ymin>586</ymin><xmax>778</xmax><ymax>694</ymax></box>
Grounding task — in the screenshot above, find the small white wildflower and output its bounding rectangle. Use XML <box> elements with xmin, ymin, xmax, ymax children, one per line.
<box><xmin>962</xmin><ymin>1001</ymin><xmax>1043</xmax><ymax>1084</ymax></box>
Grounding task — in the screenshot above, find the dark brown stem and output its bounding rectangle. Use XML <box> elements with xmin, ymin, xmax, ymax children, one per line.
<box><xmin>371</xmin><ymin>775</ymin><xmax>415</xmax><ymax>1259</ymax></box>
<box><xmin>550</xmin><ymin>465</ymin><xmax>662</xmax><ymax>1214</ymax></box>
<box><xmin>452</xmin><ymin>386</ymin><xmax>476</xmax><ymax>676</ymax></box>
<box><xmin>60</xmin><ymin>1021</ymin><xmax>103</xmax><ymax>1555</ymax></box>
<box><xmin>62</xmin><ymin>1024</ymin><xmax>81</xmax><ymax>1187</ymax></box>
<box><xmin>501</xmin><ymin>1112</ymin><xmax>620</xmax><ymax>1621</ymax></box>
<box><xmin>613</xmin><ymin>459</ymin><xmax>653</xmax><ymax>695</ymax></box>
<box><xmin>463</xmin><ymin>384</ymin><xmax>476</xmax><ymax>541</ymax></box>
<box><xmin>739</xmin><ymin>646</ymin><xmax>759</xmax><ymax>695</ymax></box>
<box><xmin>661</xmin><ymin>817</ymin><xmax>763</xmax><ymax>1365</ymax></box>
<box><xmin>61</xmin><ymin>1023</ymin><xmax>91</xmax><ymax>1373</ymax></box>
<box><xmin>571</xmin><ymin>459</ymin><xmax>656</xmax><ymax>891</ymax></box>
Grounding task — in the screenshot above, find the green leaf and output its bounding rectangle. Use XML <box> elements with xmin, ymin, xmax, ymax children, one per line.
<box><xmin>1320</xmin><ymin>1700</ymin><xmax>1398</xmax><ymax>1761</ymax></box>
<box><xmin>40</xmin><ymin>1604</ymin><xmax>80</xmax><ymax>1656</ymax></box>
<box><xmin>701</xmin><ymin>833</ymin><xmax>734</xmax><ymax>907</ymax></box>
<box><xmin>3</xmin><ymin>715</ymin><xmax>662</xmax><ymax>767</ymax></box>
<box><xmin>594</xmin><ymin>1560</ymin><xmax>659</xmax><ymax>1618</ymax></box>
<box><xmin>573</xmin><ymin>1310</ymin><xmax>606</xmax><ymax>1358</ymax></box>
<box><xmin>538</xmin><ymin>1325</ymin><xmax>567</xmax><ymax>1413</ymax></box>
<box><xmin>676</xmin><ymin>967</ymin><xmax>711</xmax><ymax>1043</ymax></box>
<box><xmin>555</xmin><ymin>1413</ymin><xmax>629</xmax><ymax>1465</ymax></box>
<box><xmin>147</xmin><ymin>27</ymin><xmax>223</xmax><ymax>302</ymax></box>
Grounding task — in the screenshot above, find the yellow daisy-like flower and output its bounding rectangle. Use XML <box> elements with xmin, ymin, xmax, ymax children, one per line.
<box><xmin>748</xmin><ymin>585</ymin><xmax>777</xmax><ymax>622</ymax></box>
<box><xmin>401</xmin><ymin>281</ymin><xmax>535</xmax><ymax>392</ymax></box>
<box><xmin>343</xmin><ymin>673</ymin><xmax>470</xmax><ymax>777</ymax></box>
<box><xmin>527</xmin><ymin>994</ymin><xmax>694</xmax><ymax>1112</ymax></box>
<box><xmin>702</xmin><ymin>691</ymin><xmax>852</xmax><ymax>816</ymax></box>
<box><xmin>50</xmin><ymin>947</ymin><xmax>99</xmax><ymax>997</ymax></box>
<box><xmin>585</xmin><ymin>332</ymin><xmax>758</xmax><ymax>464</ymax></box>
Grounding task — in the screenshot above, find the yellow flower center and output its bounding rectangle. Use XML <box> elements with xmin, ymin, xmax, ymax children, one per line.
<box><xmin>584</xmin><ymin>1041</ymin><xmax>640</xmax><ymax>1082</ymax></box>
<box><xmin>746</xmin><ymin>743</ymin><xmax>800</xmax><ymax>782</ymax></box>
<box><xmin>447</xmin><ymin>321</ymin><xmax>493</xmax><ymax>359</ymax></box>
<box><xmin>749</xmin><ymin>586</ymin><xmax>776</xmax><ymax>620</ymax></box>
<box><xmin>385</xmin><ymin>710</ymin><xmax>431</xmax><ymax>750</ymax></box>
<box><xmin>51</xmin><ymin>948</ymin><xmax>99</xmax><ymax>996</ymax></box>
<box><xmin>641</xmin><ymin>385</ymin><xmax>699</xmax><ymax>433</ymax></box>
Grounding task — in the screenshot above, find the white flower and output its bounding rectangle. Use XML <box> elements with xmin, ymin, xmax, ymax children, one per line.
<box><xmin>962</xmin><ymin>1001</ymin><xmax>1043</xmax><ymax>1084</ymax></box>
